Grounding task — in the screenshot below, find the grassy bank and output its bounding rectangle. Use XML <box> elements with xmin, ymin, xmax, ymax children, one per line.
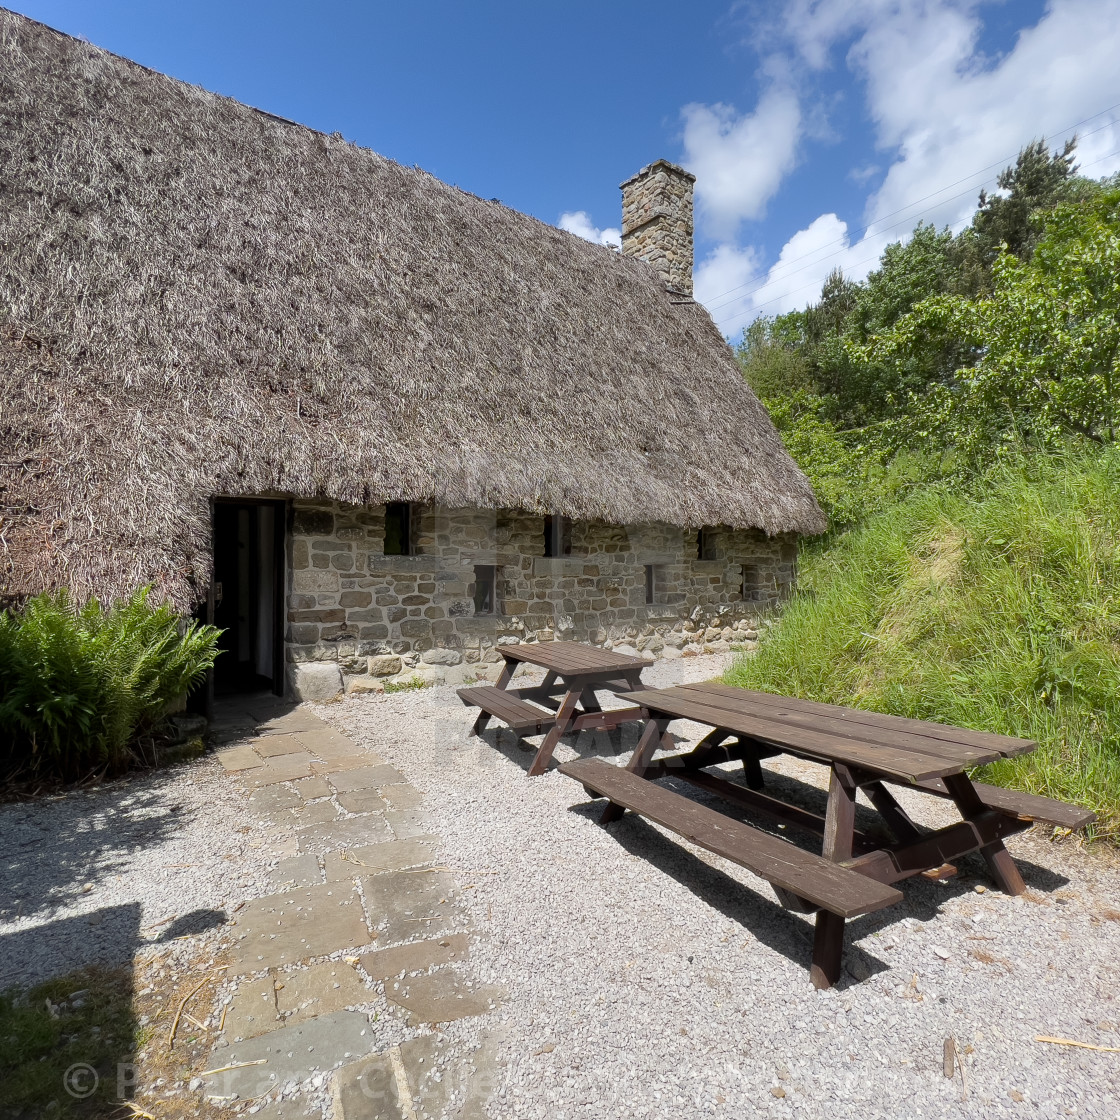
<box><xmin>726</xmin><ymin>448</ymin><xmax>1120</xmax><ymax>840</ymax></box>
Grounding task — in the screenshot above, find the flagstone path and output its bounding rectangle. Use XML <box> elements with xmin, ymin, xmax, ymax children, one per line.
<box><xmin>202</xmin><ymin>695</ymin><xmax>503</xmax><ymax>1119</ymax></box>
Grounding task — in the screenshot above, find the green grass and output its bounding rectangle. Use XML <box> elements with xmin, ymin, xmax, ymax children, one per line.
<box><xmin>383</xmin><ymin>676</ymin><xmax>432</xmax><ymax>693</ymax></box>
<box><xmin>0</xmin><ymin>967</ymin><xmax>136</xmax><ymax>1119</ymax></box>
<box><xmin>726</xmin><ymin>446</ymin><xmax>1120</xmax><ymax>840</ymax></box>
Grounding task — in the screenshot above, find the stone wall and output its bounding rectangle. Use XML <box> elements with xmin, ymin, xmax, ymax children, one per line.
<box><xmin>285</xmin><ymin>501</ymin><xmax>797</xmax><ymax>697</ymax></box>
<box><xmin>620</xmin><ymin>159</ymin><xmax>695</xmax><ymax>296</ymax></box>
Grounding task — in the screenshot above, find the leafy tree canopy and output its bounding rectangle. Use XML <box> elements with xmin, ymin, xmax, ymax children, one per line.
<box><xmin>738</xmin><ymin>137</ymin><xmax>1119</xmax><ymax>526</ymax></box>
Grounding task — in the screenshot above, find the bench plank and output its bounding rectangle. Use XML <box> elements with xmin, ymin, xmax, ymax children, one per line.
<box><xmin>912</xmin><ymin>777</ymin><xmax>1096</xmax><ymax>830</ymax></box>
<box><xmin>561</xmin><ymin>758</ymin><xmax>902</xmax><ymax>919</ymax></box>
<box><xmin>620</xmin><ymin>689</ymin><xmax>956</xmax><ymax>783</ymax></box>
<box><xmin>457</xmin><ymin>686</ymin><xmax>557</xmax><ymax>734</ymax></box>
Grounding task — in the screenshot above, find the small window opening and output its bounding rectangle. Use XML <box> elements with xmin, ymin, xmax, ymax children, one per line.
<box><xmin>543</xmin><ymin>514</ymin><xmax>572</xmax><ymax>557</ymax></box>
<box><xmin>697</xmin><ymin>527</ymin><xmax>717</xmax><ymax>561</ymax></box>
<box><xmin>384</xmin><ymin>502</ymin><xmax>412</xmax><ymax>556</ymax></box>
<box><xmin>473</xmin><ymin>565</ymin><xmax>496</xmax><ymax>615</ymax></box>
<box><xmin>741</xmin><ymin>563</ymin><xmax>761</xmax><ymax>601</ymax></box>
<box><xmin>644</xmin><ymin>564</ymin><xmax>657</xmax><ymax>605</ymax></box>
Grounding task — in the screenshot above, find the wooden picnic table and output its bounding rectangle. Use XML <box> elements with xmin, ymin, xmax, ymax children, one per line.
<box><xmin>458</xmin><ymin>641</ymin><xmax>649</xmax><ymax>776</ymax></box>
<box><xmin>561</xmin><ymin>681</ymin><xmax>1094</xmax><ymax>988</ymax></box>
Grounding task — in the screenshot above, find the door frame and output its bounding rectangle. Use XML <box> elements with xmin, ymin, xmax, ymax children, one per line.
<box><xmin>206</xmin><ymin>496</ymin><xmax>289</xmax><ymax>698</ymax></box>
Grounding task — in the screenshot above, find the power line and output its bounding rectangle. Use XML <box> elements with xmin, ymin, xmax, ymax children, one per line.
<box><xmin>713</xmin><ymin>141</ymin><xmax>1120</xmax><ymax>336</ymax></box>
<box><xmin>699</xmin><ymin>100</ymin><xmax>1120</xmax><ymax>312</ymax></box>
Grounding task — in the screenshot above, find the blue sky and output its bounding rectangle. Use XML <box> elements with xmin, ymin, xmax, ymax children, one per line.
<box><xmin>11</xmin><ymin>1</ymin><xmax>1120</xmax><ymax>340</ymax></box>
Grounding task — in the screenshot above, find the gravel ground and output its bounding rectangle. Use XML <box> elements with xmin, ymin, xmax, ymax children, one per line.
<box><xmin>318</xmin><ymin>653</ymin><xmax>1120</xmax><ymax>1120</ymax></box>
<box><xmin>0</xmin><ymin>755</ymin><xmax>275</xmax><ymax>989</ymax></box>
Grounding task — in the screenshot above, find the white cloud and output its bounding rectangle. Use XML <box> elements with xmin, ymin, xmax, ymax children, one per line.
<box><xmin>681</xmin><ymin>87</ymin><xmax>802</xmax><ymax>238</ymax></box>
<box><xmin>694</xmin><ymin>0</ymin><xmax>1120</xmax><ymax>339</ymax></box>
<box><xmin>700</xmin><ymin>215</ymin><xmax>890</xmax><ymax>334</ymax></box>
<box><xmin>693</xmin><ymin>243</ymin><xmax>761</xmax><ymax>332</ymax></box>
<box><xmin>558</xmin><ymin>210</ymin><xmax>621</xmax><ymax>248</ymax></box>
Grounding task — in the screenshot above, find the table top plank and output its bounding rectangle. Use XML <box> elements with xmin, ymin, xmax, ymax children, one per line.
<box><xmin>671</xmin><ymin>684</ymin><xmax>1007</xmax><ymax>767</ymax></box>
<box><xmin>500</xmin><ymin>641</ymin><xmax>648</xmax><ymax>676</ymax></box>
<box><xmin>684</xmin><ymin>683</ymin><xmax>1035</xmax><ymax>758</ymax></box>
<box><xmin>619</xmin><ymin>689</ymin><xmax>961</xmax><ymax>784</ymax></box>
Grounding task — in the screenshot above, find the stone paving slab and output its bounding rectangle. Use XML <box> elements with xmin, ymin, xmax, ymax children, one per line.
<box><xmin>328</xmin><ymin>765</ymin><xmax>404</xmax><ymax>794</ymax></box>
<box><xmin>324</xmin><ymin>837</ymin><xmax>438</xmax><ymax>881</ymax></box>
<box><xmin>202</xmin><ymin>699</ymin><xmax>498</xmax><ymax>1119</ymax></box>
<box><xmin>274</xmin><ymin>959</ymin><xmax>371</xmax><ymax>1027</ymax></box>
<box><xmin>333</xmin><ymin>1050</ymin><xmax>401</xmax><ymax>1118</ymax></box>
<box><xmin>295</xmin><ymin>814</ymin><xmax>393</xmax><ymax>855</ymax></box>
<box><xmin>267</xmin><ymin>854</ymin><xmax>322</xmax><ymax>891</ymax></box>
<box><xmin>293</xmin><ymin>776</ymin><xmax>333</xmax><ymax>801</ymax></box>
<box><xmin>255</xmin><ymin>734</ymin><xmax>316</xmax><ymax>758</ymax></box>
<box><xmin>232</xmin><ymin>883</ymin><xmax>371</xmax><ymax>971</ymax></box>
<box><xmin>217</xmin><ymin>745</ymin><xmax>264</xmax><ymax>772</ymax></box>
<box><xmin>250</xmin><ymin>708</ymin><xmax>329</xmax><ymax>735</ymax></box>
<box><xmin>360</xmin><ymin>933</ymin><xmax>470</xmax><ymax>980</ymax></box>
<box><xmin>289</xmin><ymin>800</ymin><xmax>342</xmax><ymax>826</ymax></box>
<box><xmin>311</xmin><ymin>755</ymin><xmax>377</xmax><ymax>776</ymax></box>
<box><xmin>361</xmin><ymin>763</ymin><xmax>409</xmax><ymax>787</ymax></box>
<box><xmin>384</xmin><ymin>969</ymin><xmax>504</xmax><ymax>1027</ymax></box>
<box><xmin>240</xmin><ymin>752</ymin><xmax>317</xmax><ymax>788</ymax></box>
<box><xmin>221</xmin><ymin>974</ymin><xmax>279</xmax><ymax>1041</ymax></box>
<box><xmin>385</xmin><ymin>810</ymin><xmax>433</xmax><ymax>840</ymax></box>
<box><xmin>336</xmin><ymin>788</ymin><xmax>390</xmax><ymax>815</ymax></box>
<box><xmin>204</xmin><ymin>1010</ymin><xmax>375</xmax><ymax>1100</ymax></box>
<box><xmin>334</xmin><ymin>1033</ymin><xmax>501</xmax><ymax>1120</ymax></box>
<box><xmin>361</xmin><ymin>869</ymin><xmax>468</xmax><ymax>945</ymax></box>
<box><xmin>249</xmin><ymin>786</ymin><xmax>302</xmax><ymax>818</ymax></box>
<box><xmin>302</xmin><ymin>731</ymin><xmax>378</xmax><ymax>760</ymax></box>
<box><xmin>380</xmin><ymin>785</ymin><xmax>425</xmax><ymax>811</ymax></box>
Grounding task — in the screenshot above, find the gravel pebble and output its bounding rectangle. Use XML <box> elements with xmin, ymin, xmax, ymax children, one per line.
<box><xmin>319</xmin><ymin>653</ymin><xmax>1120</xmax><ymax>1120</ymax></box>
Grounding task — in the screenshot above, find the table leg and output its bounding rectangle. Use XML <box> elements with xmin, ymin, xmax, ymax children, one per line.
<box><xmin>601</xmin><ymin>717</ymin><xmax>669</xmax><ymax>823</ymax></box>
<box><xmin>527</xmin><ymin>688</ymin><xmax>582</xmax><ymax>777</ymax></box>
<box><xmin>495</xmin><ymin>657</ymin><xmax>517</xmax><ymax>690</ymax></box>
<box><xmin>579</xmin><ymin>685</ymin><xmax>603</xmax><ymax>714</ymax></box>
<box><xmin>822</xmin><ymin>764</ymin><xmax>858</xmax><ymax>863</ymax></box>
<box><xmin>738</xmin><ymin>739</ymin><xmax>766</xmax><ymax>791</ymax></box>
<box><xmin>473</xmin><ymin>655</ymin><xmax>518</xmax><ymax>736</ymax></box>
<box><xmin>862</xmin><ymin>781</ymin><xmax>924</xmax><ymax>845</ymax></box>
<box><xmin>942</xmin><ymin>773</ymin><xmax>1026</xmax><ymax>895</ymax></box>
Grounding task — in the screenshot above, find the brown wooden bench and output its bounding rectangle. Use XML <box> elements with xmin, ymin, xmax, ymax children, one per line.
<box><xmin>911</xmin><ymin>777</ymin><xmax>1096</xmax><ymax>830</ymax></box>
<box><xmin>456</xmin><ymin>686</ymin><xmax>557</xmax><ymax>736</ymax></box>
<box><xmin>561</xmin><ymin>757</ymin><xmax>903</xmax><ymax>988</ymax></box>
<box><xmin>585</xmin><ymin>682</ymin><xmax>1094</xmax><ymax>986</ymax></box>
<box><xmin>458</xmin><ymin>642</ymin><xmax>648</xmax><ymax>775</ymax></box>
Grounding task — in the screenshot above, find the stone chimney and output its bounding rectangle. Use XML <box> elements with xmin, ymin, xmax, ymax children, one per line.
<box><xmin>620</xmin><ymin>159</ymin><xmax>696</xmax><ymax>296</ymax></box>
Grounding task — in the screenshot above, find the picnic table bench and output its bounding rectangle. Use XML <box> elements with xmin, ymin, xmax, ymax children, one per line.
<box><xmin>561</xmin><ymin>681</ymin><xmax>1094</xmax><ymax>988</ymax></box>
<box><xmin>457</xmin><ymin>641</ymin><xmax>648</xmax><ymax>776</ymax></box>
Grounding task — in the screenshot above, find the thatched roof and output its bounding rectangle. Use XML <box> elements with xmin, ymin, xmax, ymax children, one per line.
<box><xmin>0</xmin><ymin>9</ymin><xmax>825</xmax><ymax>609</ymax></box>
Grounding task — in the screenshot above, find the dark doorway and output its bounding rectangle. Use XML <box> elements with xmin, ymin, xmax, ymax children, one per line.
<box><xmin>212</xmin><ymin>500</ymin><xmax>286</xmax><ymax>695</ymax></box>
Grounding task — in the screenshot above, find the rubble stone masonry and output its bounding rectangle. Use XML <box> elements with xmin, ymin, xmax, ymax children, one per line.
<box><xmin>286</xmin><ymin>501</ymin><xmax>797</xmax><ymax>695</ymax></box>
<box><xmin>620</xmin><ymin>160</ymin><xmax>695</xmax><ymax>296</ymax></box>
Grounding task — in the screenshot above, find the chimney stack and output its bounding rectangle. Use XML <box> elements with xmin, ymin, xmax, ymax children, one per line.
<box><xmin>620</xmin><ymin>160</ymin><xmax>696</xmax><ymax>296</ymax></box>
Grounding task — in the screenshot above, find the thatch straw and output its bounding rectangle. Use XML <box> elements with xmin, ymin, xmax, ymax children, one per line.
<box><xmin>0</xmin><ymin>9</ymin><xmax>825</xmax><ymax>609</ymax></box>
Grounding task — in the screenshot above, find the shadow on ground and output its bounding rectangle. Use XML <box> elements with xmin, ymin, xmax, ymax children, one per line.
<box><xmin>564</xmin><ymin>763</ymin><xmax>1070</xmax><ymax>989</ymax></box>
<box><xmin>0</xmin><ymin>906</ymin><xmax>140</xmax><ymax>1118</ymax></box>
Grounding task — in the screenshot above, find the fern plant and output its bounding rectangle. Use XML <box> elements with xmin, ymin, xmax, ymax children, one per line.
<box><xmin>0</xmin><ymin>588</ymin><xmax>220</xmax><ymax>781</ymax></box>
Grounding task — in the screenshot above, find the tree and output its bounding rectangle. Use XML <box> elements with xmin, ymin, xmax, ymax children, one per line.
<box><xmin>862</xmin><ymin>190</ymin><xmax>1120</xmax><ymax>458</ymax></box>
<box><xmin>972</xmin><ymin>138</ymin><xmax>1080</xmax><ymax>265</ymax></box>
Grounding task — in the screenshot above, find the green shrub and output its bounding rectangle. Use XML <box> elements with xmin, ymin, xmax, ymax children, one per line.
<box><xmin>0</xmin><ymin>588</ymin><xmax>220</xmax><ymax>781</ymax></box>
<box><xmin>727</xmin><ymin>446</ymin><xmax>1120</xmax><ymax>840</ymax></box>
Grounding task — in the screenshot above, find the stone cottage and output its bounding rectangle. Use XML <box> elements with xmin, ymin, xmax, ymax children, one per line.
<box><xmin>0</xmin><ymin>10</ymin><xmax>826</xmax><ymax>702</ymax></box>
